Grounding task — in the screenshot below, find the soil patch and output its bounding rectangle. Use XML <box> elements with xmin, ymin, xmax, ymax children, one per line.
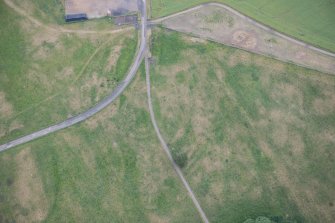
<box><xmin>313</xmin><ymin>94</ymin><xmax>335</xmax><ymax>115</ymax></box>
<box><xmin>162</xmin><ymin>5</ymin><xmax>335</xmax><ymax>74</ymax></box>
<box><xmin>0</xmin><ymin>92</ymin><xmax>13</xmax><ymax>119</ymax></box>
<box><xmin>232</xmin><ymin>30</ymin><xmax>257</xmax><ymax>49</ymax></box>
<box><xmin>149</xmin><ymin>213</ymin><xmax>169</xmax><ymax>223</ymax></box>
<box><xmin>14</xmin><ymin>148</ymin><xmax>48</xmax><ymax>222</ymax></box>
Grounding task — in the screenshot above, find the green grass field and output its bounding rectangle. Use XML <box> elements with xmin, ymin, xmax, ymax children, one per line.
<box><xmin>150</xmin><ymin>28</ymin><xmax>335</xmax><ymax>222</ymax></box>
<box><xmin>28</xmin><ymin>0</ymin><xmax>65</xmax><ymax>24</ymax></box>
<box><xmin>0</xmin><ymin>67</ymin><xmax>202</xmax><ymax>222</ymax></box>
<box><xmin>0</xmin><ymin>0</ymin><xmax>138</xmax><ymax>144</ymax></box>
<box><xmin>1</xmin><ymin>0</ymin><xmax>335</xmax><ymax>222</ymax></box>
<box><xmin>151</xmin><ymin>0</ymin><xmax>335</xmax><ymax>52</ymax></box>
<box><xmin>0</xmin><ymin>2</ymin><xmax>202</xmax><ymax>222</ymax></box>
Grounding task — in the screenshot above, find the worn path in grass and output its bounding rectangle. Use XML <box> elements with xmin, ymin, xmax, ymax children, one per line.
<box><xmin>0</xmin><ymin>0</ymin><xmax>147</xmax><ymax>152</ymax></box>
<box><xmin>3</xmin><ymin>0</ymin><xmax>132</xmax><ymax>34</ymax></box>
<box><xmin>145</xmin><ymin>42</ymin><xmax>210</xmax><ymax>223</ymax></box>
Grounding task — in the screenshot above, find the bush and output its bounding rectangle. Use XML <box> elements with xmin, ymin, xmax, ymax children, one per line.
<box><xmin>171</xmin><ymin>147</ymin><xmax>188</xmax><ymax>168</ymax></box>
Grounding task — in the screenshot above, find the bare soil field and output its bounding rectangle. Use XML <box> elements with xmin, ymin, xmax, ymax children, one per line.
<box><xmin>160</xmin><ymin>5</ymin><xmax>335</xmax><ymax>74</ymax></box>
<box><xmin>65</xmin><ymin>0</ymin><xmax>138</xmax><ymax>18</ymax></box>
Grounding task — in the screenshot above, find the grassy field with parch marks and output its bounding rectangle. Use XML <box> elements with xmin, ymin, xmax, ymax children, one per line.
<box><xmin>0</xmin><ymin>66</ymin><xmax>202</xmax><ymax>222</ymax></box>
<box><xmin>150</xmin><ymin>28</ymin><xmax>335</xmax><ymax>223</ymax></box>
<box><xmin>0</xmin><ymin>0</ymin><xmax>138</xmax><ymax>144</ymax></box>
<box><xmin>0</xmin><ymin>2</ymin><xmax>202</xmax><ymax>220</ymax></box>
<box><xmin>1</xmin><ymin>0</ymin><xmax>335</xmax><ymax>222</ymax></box>
<box><xmin>151</xmin><ymin>0</ymin><xmax>335</xmax><ymax>53</ymax></box>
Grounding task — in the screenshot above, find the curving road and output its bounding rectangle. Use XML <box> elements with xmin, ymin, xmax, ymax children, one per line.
<box><xmin>0</xmin><ymin>0</ymin><xmax>147</xmax><ymax>152</ymax></box>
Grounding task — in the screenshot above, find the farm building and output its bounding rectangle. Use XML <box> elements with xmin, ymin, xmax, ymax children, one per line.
<box><xmin>65</xmin><ymin>13</ymin><xmax>88</xmax><ymax>22</ymax></box>
<box><xmin>65</xmin><ymin>0</ymin><xmax>138</xmax><ymax>20</ymax></box>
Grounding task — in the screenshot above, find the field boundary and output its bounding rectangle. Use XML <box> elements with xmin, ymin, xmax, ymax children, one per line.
<box><xmin>152</xmin><ymin>2</ymin><xmax>335</xmax><ymax>57</ymax></box>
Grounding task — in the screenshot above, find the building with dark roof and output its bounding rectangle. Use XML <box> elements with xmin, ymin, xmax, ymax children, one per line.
<box><xmin>65</xmin><ymin>13</ymin><xmax>88</xmax><ymax>22</ymax></box>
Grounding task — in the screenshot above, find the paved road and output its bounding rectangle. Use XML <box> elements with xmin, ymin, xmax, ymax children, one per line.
<box><xmin>145</xmin><ymin>56</ymin><xmax>210</xmax><ymax>223</ymax></box>
<box><xmin>0</xmin><ymin>0</ymin><xmax>147</xmax><ymax>153</ymax></box>
<box><xmin>151</xmin><ymin>2</ymin><xmax>335</xmax><ymax>58</ymax></box>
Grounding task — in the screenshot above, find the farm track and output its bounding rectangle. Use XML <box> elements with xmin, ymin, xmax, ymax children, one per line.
<box><xmin>145</xmin><ymin>55</ymin><xmax>210</xmax><ymax>223</ymax></box>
